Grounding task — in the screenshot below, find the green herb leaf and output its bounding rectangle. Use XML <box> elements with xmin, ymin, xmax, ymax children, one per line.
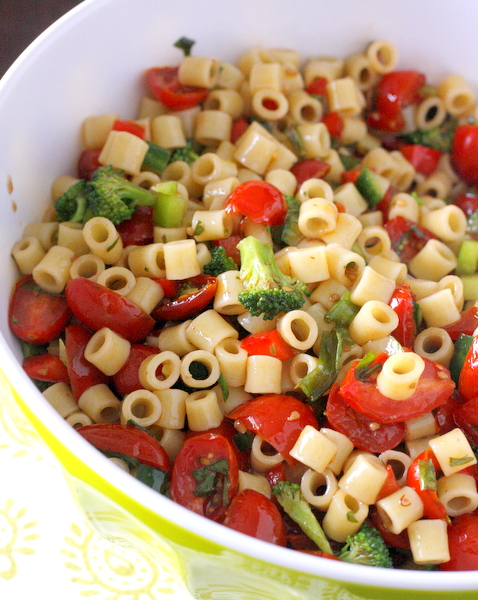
<box><xmin>218</xmin><ymin>373</ymin><xmax>229</xmax><ymax>402</ymax></box>
<box><xmin>418</xmin><ymin>459</ymin><xmax>437</xmax><ymax>491</ymax></box>
<box><xmin>449</xmin><ymin>455</ymin><xmax>474</xmax><ymax>468</ymax></box>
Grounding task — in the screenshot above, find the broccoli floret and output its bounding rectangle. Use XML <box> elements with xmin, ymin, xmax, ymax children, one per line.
<box><xmin>337</xmin><ymin>524</ymin><xmax>393</xmax><ymax>568</ymax></box>
<box><xmin>203</xmin><ymin>245</ymin><xmax>238</xmax><ymax>276</ymax></box>
<box><xmin>273</xmin><ymin>481</ymin><xmax>334</xmax><ymax>555</ymax></box>
<box><xmin>85</xmin><ymin>165</ymin><xmax>160</xmax><ymax>225</ymax></box>
<box><xmin>237</xmin><ymin>236</ymin><xmax>309</xmax><ymax>320</ymax></box>
<box><xmin>169</xmin><ymin>141</ymin><xmax>200</xmax><ymax>166</ymax></box>
<box><xmin>55</xmin><ymin>179</ymin><xmax>88</xmax><ymax>222</ymax></box>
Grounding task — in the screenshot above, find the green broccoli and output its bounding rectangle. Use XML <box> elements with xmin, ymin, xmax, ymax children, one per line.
<box><xmin>85</xmin><ymin>165</ymin><xmax>162</xmax><ymax>225</ymax></box>
<box><xmin>203</xmin><ymin>245</ymin><xmax>238</xmax><ymax>276</ymax></box>
<box><xmin>337</xmin><ymin>524</ymin><xmax>393</xmax><ymax>568</ymax></box>
<box><xmin>273</xmin><ymin>481</ymin><xmax>334</xmax><ymax>555</ymax></box>
<box><xmin>55</xmin><ymin>179</ymin><xmax>89</xmax><ymax>222</ymax></box>
<box><xmin>169</xmin><ymin>141</ymin><xmax>200</xmax><ymax>166</ymax></box>
<box><xmin>237</xmin><ymin>235</ymin><xmax>309</xmax><ymax>320</ymax></box>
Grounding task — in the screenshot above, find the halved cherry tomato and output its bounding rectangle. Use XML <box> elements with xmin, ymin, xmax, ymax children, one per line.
<box><xmin>78</xmin><ymin>148</ymin><xmax>101</xmax><ymax>180</ymax></box>
<box><xmin>230</xmin><ymin>117</ymin><xmax>249</xmax><ymax>144</ymax></box>
<box><xmin>341</xmin><ymin>168</ymin><xmax>362</xmax><ymax>185</ymax></box>
<box><xmin>170</xmin><ymin>433</ymin><xmax>239</xmax><ymax>522</ymax></box>
<box><xmin>211</xmin><ymin>233</ymin><xmax>243</xmax><ymax>266</ymax></box>
<box><xmin>322</xmin><ymin>111</ymin><xmax>344</xmax><ymax>138</ymax></box>
<box><xmin>146</xmin><ymin>66</ymin><xmax>208</xmax><ymax>111</ymax></box>
<box><xmin>367</xmin><ymin>110</ymin><xmax>405</xmax><ymax>133</ymax></box>
<box><xmin>406</xmin><ymin>449</ymin><xmax>448</xmax><ymax>521</ymax></box>
<box><xmin>112</xmin><ymin>343</ymin><xmax>159</xmax><ymax>397</ymax></box>
<box><xmin>151</xmin><ymin>274</ymin><xmax>217</xmax><ymax>322</ymax></box>
<box><xmin>306</xmin><ymin>77</ymin><xmax>328</xmax><ymax>97</ymax></box>
<box><xmin>452</xmin><ymin>124</ymin><xmax>478</xmax><ymax>186</ymax></box>
<box><xmin>375</xmin><ymin>70</ymin><xmax>426</xmax><ymax>117</ymax></box>
<box><xmin>290</xmin><ymin>159</ymin><xmax>331</xmax><ymax>189</ymax></box>
<box><xmin>325</xmin><ymin>383</ymin><xmax>405</xmax><ymax>453</ymax></box>
<box><xmin>458</xmin><ymin>335</ymin><xmax>478</xmax><ymax>403</ymax></box>
<box><xmin>435</xmin><ymin>393</ymin><xmax>462</xmax><ymax>434</ymax></box>
<box><xmin>376</xmin><ymin>464</ymin><xmax>401</xmax><ymax>502</ymax></box>
<box><xmin>223</xmin><ymin>489</ymin><xmax>286</xmax><ymax>546</ymax></box>
<box><xmin>399</xmin><ymin>143</ymin><xmax>442</xmax><ymax>176</ymax></box>
<box><xmin>299</xmin><ymin>550</ymin><xmax>341</xmax><ymax>561</ymax></box>
<box><xmin>228</xmin><ymin>394</ymin><xmax>318</xmax><ymax>464</ymax></box>
<box><xmin>154</xmin><ymin>278</ymin><xmax>180</xmax><ymax>298</ymax></box>
<box><xmin>443</xmin><ymin>301</ymin><xmax>478</xmax><ymax>340</ymax></box>
<box><xmin>185</xmin><ymin>419</ymin><xmax>251</xmax><ymax>472</ymax></box>
<box><xmin>116</xmin><ymin>206</ymin><xmax>154</xmax><ymax>246</ymax></box>
<box><xmin>265</xmin><ymin>462</ymin><xmax>287</xmax><ymax>489</ymax></box>
<box><xmin>22</xmin><ymin>353</ymin><xmax>70</xmax><ymax>384</ymax></box>
<box><xmin>454</xmin><ymin>192</ymin><xmax>478</xmax><ymax>217</ymax></box>
<box><xmin>77</xmin><ymin>423</ymin><xmax>170</xmax><ymax>472</ymax></box>
<box><xmin>384</xmin><ymin>215</ymin><xmax>437</xmax><ymax>263</ymax></box>
<box><xmin>340</xmin><ymin>356</ymin><xmax>455</xmax><ymax>424</ymax></box>
<box><xmin>389</xmin><ymin>284</ymin><xmax>417</xmax><ymax>348</ymax></box>
<box><xmin>440</xmin><ymin>513</ymin><xmax>478</xmax><ymax>571</ymax></box>
<box><xmin>453</xmin><ymin>397</ymin><xmax>478</xmax><ymax>447</ymax></box>
<box><xmin>9</xmin><ymin>276</ymin><xmax>71</xmax><ymax>345</ymax></box>
<box><xmin>240</xmin><ymin>329</ymin><xmax>296</xmax><ymax>361</ymax></box>
<box><xmin>225</xmin><ymin>180</ymin><xmax>288</xmax><ymax>227</ymax></box>
<box><xmin>65</xmin><ymin>277</ymin><xmax>155</xmax><ymax>343</ymax></box>
<box><xmin>112</xmin><ymin>119</ymin><xmax>146</xmax><ymax>139</ymax></box>
<box><xmin>65</xmin><ymin>323</ymin><xmax>109</xmax><ymax>399</ymax></box>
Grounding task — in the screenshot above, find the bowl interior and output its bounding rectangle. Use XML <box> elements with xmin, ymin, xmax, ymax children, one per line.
<box><xmin>1</xmin><ymin>0</ymin><xmax>478</xmax><ymax>594</ymax></box>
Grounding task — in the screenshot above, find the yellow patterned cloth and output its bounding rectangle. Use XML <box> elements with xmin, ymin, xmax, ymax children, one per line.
<box><xmin>0</xmin><ymin>397</ymin><xmax>191</xmax><ymax>600</ymax></box>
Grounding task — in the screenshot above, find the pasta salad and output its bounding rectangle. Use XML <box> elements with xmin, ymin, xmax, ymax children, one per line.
<box><xmin>9</xmin><ymin>37</ymin><xmax>478</xmax><ymax>570</ymax></box>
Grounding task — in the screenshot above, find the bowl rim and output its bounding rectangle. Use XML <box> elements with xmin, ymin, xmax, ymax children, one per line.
<box><xmin>1</xmin><ymin>0</ymin><xmax>477</xmax><ymax>591</ymax></box>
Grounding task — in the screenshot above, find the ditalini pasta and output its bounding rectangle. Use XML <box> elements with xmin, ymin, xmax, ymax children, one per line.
<box><xmin>11</xmin><ymin>36</ymin><xmax>478</xmax><ymax>572</ymax></box>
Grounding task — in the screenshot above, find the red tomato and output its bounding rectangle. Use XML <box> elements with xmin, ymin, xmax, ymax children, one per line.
<box><xmin>325</xmin><ymin>383</ymin><xmax>405</xmax><ymax>453</ymax></box>
<box><xmin>151</xmin><ymin>274</ymin><xmax>217</xmax><ymax>322</ymax></box>
<box><xmin>240</xmin><ymin>329</ymin><xmax>296</xmax><ymax>361</ymax></box>
<box><xmin>407</xmin><ymin>449</ymin><xmax>448</xmax><ymax>521</ymax></box>
<box><xmin>228</xmin><ymin>394</ymin><xmax>318</xmax><ymax>464</ymax></box>
<box><xmin>454</xmin><ymin>192</ymin><xmax>478</xmax><ymax>217</ymax></box>
<box><xmin>376</xmin><ymin>464</ymin><xmax>401</xmax><ymax>502</ymax></box>
<box><xmin>78</xmin><ymin>423</ymin><xmax>170</xmax><ymax>472</ymax></box>
<box><xmin>185</xmin><ymin>419</ymin><xmax>251</xmax><ymax>472</ymax></box>
<box><xmin>458</xmin><ymin>336</ymin><xmax>478</xmax><ymax>403</ymax></box>
<box><xmin>22</xmin><ymin>353</ymin><xmax>70</xmax><ymax>383</ymax></box>
<box><xmin>370</xmin><ymin>508</ymin><xmax>410</xmax><ymax>550</ymax></box>
<box><xmin>230</xmin><ymin>117</ymin><xmax>249</xmax><ymax>144</ymax></box>
<box><xmin>375</xmin><ymin>70</ymin><xmax>426</xmax><ymax>117</ymax></box>
<box><xmin>225</xmin><ymin>180</ymin><xmax>288</xmax><ymax>227</ymax></box>
<box><xmin>265</xmin><ymin>462</ymin><xmax>287</xmax><ymax>488</ymax></box>
<box><xmin>453</xmin><ymin>397</ymin><xmax>478</xmax><ymax>447</ymax></box>
<box><xmin>452</xmin><ymin>124</ymin><xmax>478</xmax><ymax>186</ymax></box>
<box><xmin>384</xmin><ymin>216</ymin><xmax>437</xmax><ymax>263</ymax></box>
<box><xmin>435</xmin><ymin>393</ymin><xmax>462</xmax><ymax>434</ymax></box>
<box><xmin>399</xmin><ymin>144</ymin><xmax>442</xmax><ymax>176</ymax></box>
<box><xmin>65</xmin><ymin>277</ymin><xmax>155</xmax><ymax>343</ymax></box>
<box><xmin>322</xmin><ymin>111</ymin><xmax>344</xmax><ymax>138</ymax></box>
<box><xmin>389</xmin><ymin>284</ymin><xmax>417</xmax><ymax>348</ymax></box>
<box><xmin>290</xmin><ymin>159</ymin><xmax>331</xmax><ymax>188</ymax></box>
<box><xmin>440</xmin><ymin>514</ymin><xmax>478</xmax><ymax>571</ymax></box>
<box><xmin>155</xmin><ymin>278</ymin><xmax>180</xmax><ymax>298</ymax></box>
<box><xmin>112</xmin><ymin>119</ymin><xmax>146</xmax><ymax>139</ymax></box>
<box><xmin>341</xmin><ymin>168</ymin><xmax>361</xmax><ymax>185</ymax></box>
<box><xmin>146</xmin><ymin>66</ymin><xmax>208</xmax><ymax>110</ymax></box>
<box><xmin>340</xmin><ymin>357</ymin><xmax>455</xmax><ymax>424</ymax></box>
<box><xmin>78</xmin><ymin>148</ymin><xmax>101</xmax><ymax>180</ymax></box>
<box><xmin>116</xmin><ymin>206</ymin><xmax>154</xmax><ymax>246</ymax></box>
<box><xmin>170</xmin><ymin>433</ymin><xmax>239</xmax><ymax>522</ymax></box>
<box><xmin>65</xmin><ymin>323</ymin><xmax>109</xmax><ymax>399</ymax></box>
<box><xmin>223</xmin><ymin>489</ymin><xmax>286</xmax><ymax>546</ymax></box>
<box><xmin>367</xmin><ymin>110</ymin><xmax>405</xmax><ymax>133</ymax></box>
<box><xmin>443</xmin><ymin>302</ymin><xmax>478</xmax><ymax>340</ymax></box>
<box><xmin>211</xmin><ymin>233</ymin><xmax>243</xmax><ymax>266</ymax></box>
<box><xmin>306</xmin><ymin>77</ymin><xmax>328</xmax><ymax>97</ymax></box>
<box><xmin>112</xmin><ymin>343</ymin><xmax>159</xmax><ymax>397</ymax></box>
<box><xmin>9</xmin><ymin>276</ymin><xmax>71</xmax><ymax>345</ymax></box>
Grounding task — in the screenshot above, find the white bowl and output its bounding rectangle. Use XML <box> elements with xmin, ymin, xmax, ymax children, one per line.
<box><xmin>1</xmin><ymin>1</ymin><xmax>477</xmax><ymax>598</ymax></box>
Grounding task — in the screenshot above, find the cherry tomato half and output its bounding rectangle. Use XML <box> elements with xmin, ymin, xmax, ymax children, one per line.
<box><xmin>458</xmin><ymin>336</ymin><xmax>478</xmax><ymax>404</ymax></box>
<box><xmin>225</xmin><ymin>180</ymin><xmax>288</xmax><ymax>227</ymax></box>
<box><xmin>9</xmin><ymin>276</ymin><xmax>71</xmax><ymax>345</ymax></box>
<box><xmin>223</xmin><ymin>489</ymin><xmax>286</xmax><ymax>546</ymax></box>
<box><xmin>22</xmin><ymin>353</ymin><xmax>70</xmax><ymax>384</ymax></box>
<box><xmin>240</xmin><ymin>329</ymin><xmax>296</xmax><ymax>361</ymax></box>
<box><xmin>375</xmin><ymin>70</ymin><xmax>426</xmax><ymax>117</ymax></box>
<box><xmin>290</xmin><ymin>159</ymin><xmax>330</xmax><ymax>189</ymax></box>
<box><xmin>146</xmin><ymin>66</ymin><xmax>208</xmax><ymax>111</ymax></box>
<box><xmin>77</xmin><ymin>148</ymin><xmax>101</xmax><ymax>180</ymax></box>
<box><xmin>228</xmin><ymin>394</ymin><xmax>318</xmax><ymax>464</ymax></box>
<box><xmin>170</xmin><ymin>433</ymin><xmax>239</xmax><ymax>522</ymax></box>
<box><xmin>326</xmin><ymin>383</ymin><xmax>405</xmax><ymax>453</ymax></box>
<box><xmin>151</xmin><ymin>274</ymin><xmax>217</xmax><ymax>322</ymax></box>
<box><xmin>112</xmin><ymin>343</ymin><xmax>159</xmax><ymax>397</ymax></box>
<box><xmin>452</xmin><ymin>124</ymin><xmax>478</xmax><ymax>186</ymax></box>
<box><xmin>399</xmin><ymin>143</ymin><xmax>442</xmax><ymax>176</ymax></box>
<box><xmin>389</xmin><ymin>284</ymin><xmax>417</xmax><ymax>348</ymax></box>
<box><xmin>340</xmin><ymin>356</ymin><xmax>455</xmax><ymax>424</ymax></box>
<box><xmin>116</xmin><ymin>206</ymin><xmax>154</xmax><ymax>247</ymax></box>
<box><xmin>65</xmin><ymin>277</ymin><xmax>155</xmax><ymax>343</ymax></box>
<box><xmin>440</xmin><ymin>514</ymin><xmax>478</xmax><ymax>571</ymax></box>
